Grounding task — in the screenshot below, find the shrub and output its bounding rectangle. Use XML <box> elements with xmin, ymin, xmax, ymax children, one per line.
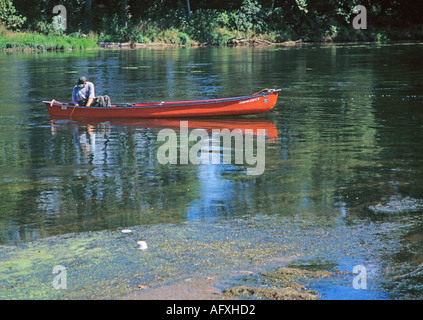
<box><xmin>186</xmin><ymin>9</ymin><xmax>231</xmax><ymax>43</ymax></box>
<box><xmin>177</xmin><ymin>32</ymin><xmax>190</xmax><ymax>45</ymax></box>
<box><xmin>99</xmin><ymin>13</ymin><xmax>129</xmax><ymax>42</ymax></box>
<box><xmin>212</xmin><ymin>27</ymin><xmax>236</xmax><ymax>44</ymax></box>
<box><xmin>132</xmin><ymin>33</ymin><xmax>149</xmax><ymax>43</ymax></box>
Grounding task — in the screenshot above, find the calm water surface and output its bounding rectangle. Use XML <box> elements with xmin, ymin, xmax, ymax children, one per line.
<box><xmin>1</xmin><ymin>43</ymin><xmax>423</xmax><ymax>299</ymax></box>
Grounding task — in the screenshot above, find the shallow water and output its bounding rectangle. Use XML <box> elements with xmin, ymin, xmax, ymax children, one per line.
<box><xmin>1</xmin><ymin>43</ymin><xmax>423</xmax><ymax>299</ymax></box>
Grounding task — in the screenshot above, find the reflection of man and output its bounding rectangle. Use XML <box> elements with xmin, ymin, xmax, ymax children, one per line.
<box><xmin>72</xmin><ymin>76</ymin><xmax>95</xmax><ymax>107</ymax></box>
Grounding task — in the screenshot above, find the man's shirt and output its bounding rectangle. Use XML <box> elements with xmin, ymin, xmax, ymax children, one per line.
<box><xmin>72</xmin><ymin>81</ymin><xmax>95</xmax><ymax>105</ymax></box>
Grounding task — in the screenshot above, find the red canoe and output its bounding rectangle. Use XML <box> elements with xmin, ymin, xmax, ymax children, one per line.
<box><xmin>44</xmin><ymin>89</ymin><xmax>281</xmax><ymax>118</ymax></box>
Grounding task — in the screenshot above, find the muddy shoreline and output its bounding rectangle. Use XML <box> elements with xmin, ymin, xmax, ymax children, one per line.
<box><xmin>96</xmin><ymin>39</ymin><xmax>304</xmax><ymax>49</ymax></box>
<box><xmin>123</xmin><ymin>266</ymin><xmax>349</xmax><ymax>300</ymax></box>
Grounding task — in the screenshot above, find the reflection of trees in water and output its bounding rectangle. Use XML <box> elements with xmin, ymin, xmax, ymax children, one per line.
<box><xmin>50</xmin><ymin>123</ymin><xmax>200</xmax><ymax>225</ymax></box>
<box><xmin>14</xmin><ymin>120</ymin><xmax>270</xmax><ymax>237</ymax></box>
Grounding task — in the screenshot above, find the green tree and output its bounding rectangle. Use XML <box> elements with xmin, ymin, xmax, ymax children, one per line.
<box><xmin>0</xmin><ymin>0</ymin><xmax>26</xmax><ymax>28</ymax></box>
<box><xmin>230</xmin><ymin>0</ymin><xmax>263</xmax><ymax>32</ymax></box>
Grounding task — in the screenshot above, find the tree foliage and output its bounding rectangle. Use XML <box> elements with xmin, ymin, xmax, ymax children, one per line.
<box><xmin>0</xmin><ymin>0</ymin><xmax>26</xmax><ymax>28</ymax></box>
<box><xmin>4</xmin><ymin>0</ymin><xmax>423</xmax><ymax>43</ymax></box>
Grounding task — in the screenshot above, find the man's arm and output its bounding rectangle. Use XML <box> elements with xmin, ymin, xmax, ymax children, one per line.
<box><xmin>86</xmin><ymin>82</ymin><xmax>96</xmax><ymax>107</ymax></box>
<box><xmin>72</xmin><ymin>88</ymin><xmax>79</xmax><ymax>106</ymax></box>
<box><xmin>86</xmin><ymin>97</ymin><xmax>94</xmax><ymax>107</ymax></box>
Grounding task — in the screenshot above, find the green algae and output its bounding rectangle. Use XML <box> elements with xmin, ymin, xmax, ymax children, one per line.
<box><xmin>0</xmin><ymin>213</ymin><xmax>421</xmax><ymax>299</ymax></box>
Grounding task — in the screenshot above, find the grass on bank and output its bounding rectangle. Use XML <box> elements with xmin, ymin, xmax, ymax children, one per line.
<box><xmin>0</xmin><ymin>25</ymin><xmax>98</xmax><ymax>51</ymax></box>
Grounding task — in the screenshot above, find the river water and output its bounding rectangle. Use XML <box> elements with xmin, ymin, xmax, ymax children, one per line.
<box><xmin>1</xmin><ymin>43</ymin><xmax>423</xmax><ymax>299</ymax></box>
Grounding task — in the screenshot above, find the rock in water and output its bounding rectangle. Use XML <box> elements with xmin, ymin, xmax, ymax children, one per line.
<box><xmin>223</xmin><ymin>285</ymin><xmax>320</xmax><ymax>300</ymax></box>
<box><xmin>369</xmin><ymin>197</ymin><xmax>423</xmax><ymax>214</ymax></box>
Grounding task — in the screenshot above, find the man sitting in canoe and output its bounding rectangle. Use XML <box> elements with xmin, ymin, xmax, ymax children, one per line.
<box><xmin>72</xmin><ymin>76</ymin><xmax>111</xmax><ymax>107</ymax></box>
<box><xmin>72</xmin><ymin>76</ymin><xmax>95</xmax><ymax>107</ymax></box>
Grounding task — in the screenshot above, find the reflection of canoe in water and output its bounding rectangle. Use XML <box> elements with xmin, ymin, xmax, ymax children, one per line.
<box><xmin>44</xmin><ymin>89</ymin><xmax>281</xmax><ymax>118</ymax></box>
<box><xmin>50</xmin><ymin>117</ymin><xmax>279</xmax><ymax>139</ymax></box>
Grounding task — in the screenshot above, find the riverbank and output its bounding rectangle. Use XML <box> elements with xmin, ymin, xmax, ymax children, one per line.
<box><xmin>0</xmin><ymin>34</ymin><xmax>305</xmax><ymax>52</ymax></box>
<box><xmin>0</xmin><ymin>27</ymin><xmax>308</xmax><ymax>52</ymax></box>
<box><xmin>3</xmin><ymin>0</ymin><xmax>423</xmax><ymax>54</ymax></box>
<box><xmin>2</xmin><ymin>26</ymin><xmax>422</xmax><ymax>53</ymax></box>
<box><xmin>95</xmin><ymin>38</ymin><xmax>304</xmax><ymax>49</ymax></box>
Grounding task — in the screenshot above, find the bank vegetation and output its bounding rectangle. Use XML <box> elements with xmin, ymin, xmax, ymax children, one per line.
<box><xmin>1</xmin><ymin>0</ymin><xmax>422</xmax><ymax>51</ymax></box>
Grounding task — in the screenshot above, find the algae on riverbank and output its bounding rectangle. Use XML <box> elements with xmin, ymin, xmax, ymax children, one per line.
<box><xmin>1</xmin><ymin>213</ymin><xmax>421</xmax><ymax>299</ymax></box>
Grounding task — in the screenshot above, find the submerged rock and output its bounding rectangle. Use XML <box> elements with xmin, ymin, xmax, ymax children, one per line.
<box><xmin>223</xmin><ymin>285</ymin><xmax>320</xmax><ymax>300</ymax></box>
<box><xmin>368</xmin><ymin>198</ymin><xmax>423</xmax><ymax>214</ymax></box>
<box><xmin>223</xmin><ymin>267</ymin><xmax>341</xmax><ymax>300</ymax></box>
<box><xmin>263</xmin><ymin>267</ymin><xmax>335</xmax><ymax>279</ymax></box>
<box><xmin>261</xmin><ymin>267</ymin><xmax>339</xmax><ymax>289</ymax></box>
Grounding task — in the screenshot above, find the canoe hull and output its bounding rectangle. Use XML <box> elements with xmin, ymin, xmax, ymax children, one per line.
<box><xmin>44</xmin><ymin>89</ymin><xmax>280</xmax><ymax>118</ymax></box>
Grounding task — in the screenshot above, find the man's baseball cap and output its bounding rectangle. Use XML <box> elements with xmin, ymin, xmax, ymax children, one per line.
<box><xmin>77</xmin><ymin>76</ymin><xmax>87</xmax><ymax>84</ymax></box>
